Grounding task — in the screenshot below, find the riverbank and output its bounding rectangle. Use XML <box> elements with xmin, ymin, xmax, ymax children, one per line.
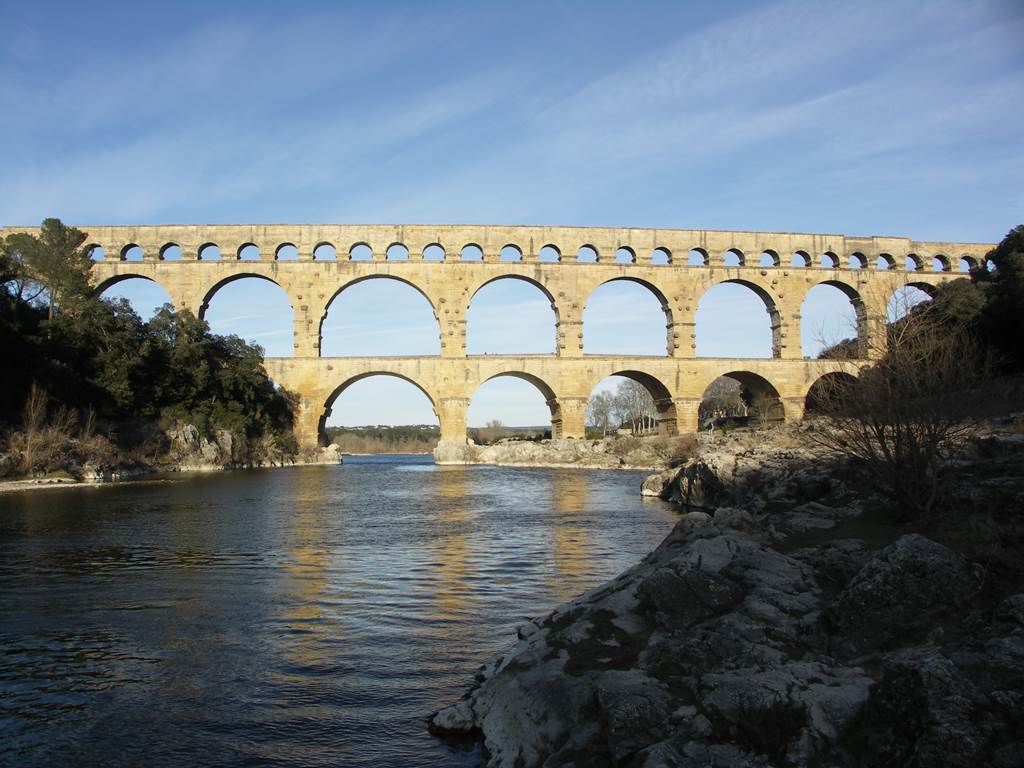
<box><xmin>434</xmin><ymin>434</ymin><xmax>697</xmax><ymax>470</ymax></box>
<box><xmin>429</xmin><ymin>422</ymin><xmax>1024</xmax><ymax>767</ymax></box>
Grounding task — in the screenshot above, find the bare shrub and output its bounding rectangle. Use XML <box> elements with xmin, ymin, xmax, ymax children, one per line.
<box><xmin>808</xmin><ymin>309</ymin><xmax>1005</xmax><ymax>518</ymax></box>
<box><xmin>611</xmin><ymin>435</ymin><xmax>642</xmax><ymax>456</ymax></box>
<box><xmin>650</xmin><ymin>434</ymin><xmax>699</xmax><ymax>466</ymax></box>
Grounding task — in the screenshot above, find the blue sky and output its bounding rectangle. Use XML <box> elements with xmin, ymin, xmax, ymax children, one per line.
<box><xmin>3</xmin><ymin>1</ymin><xmax>1022</xmax><ymax>426</ymax></box>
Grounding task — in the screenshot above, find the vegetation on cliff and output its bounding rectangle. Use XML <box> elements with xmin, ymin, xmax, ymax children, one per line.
<box><xmin>0</xmin><ymin>219</ymin><xmax>297</xmax><ymax>477</ymax></box>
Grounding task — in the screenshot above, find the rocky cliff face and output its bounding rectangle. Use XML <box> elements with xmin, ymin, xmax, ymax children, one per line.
<box><xmin>429</xmin><ymin>427</ymin><xmax>1024</xmax><ymax>767</ymax></box>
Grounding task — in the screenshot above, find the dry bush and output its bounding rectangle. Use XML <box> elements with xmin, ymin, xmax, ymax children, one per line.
<box><xmin>650</xmin><ymin>434</ymin><xmax>699</xmax><ymax>466</ymax></box>
<box><xmin>808</xmin><ymin>310</ymin><xmax>1008</xmax><ymax>518</ymax></box>
<box><xmin>611</xmin><ymin>435</ymin><xmax>642</xmax><ymax>455</ymax></box>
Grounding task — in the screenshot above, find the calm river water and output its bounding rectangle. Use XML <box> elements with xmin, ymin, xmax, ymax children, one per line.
<box><xmin>0</xmin><ymin>456</ymin><xmax>677</xmax><ymax>767</ymax></box>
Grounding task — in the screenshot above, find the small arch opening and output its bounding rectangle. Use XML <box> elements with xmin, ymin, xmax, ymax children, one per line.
<box><xmin>386</xmin><ymin>243</ymin><xmax>409</xmax><ymax>261</ymax></box>
<box><xmin>500</xmin><ymin>244</ymin><xmax>523</xmax><ymax>262</ymax></box>
<box><xmin>314</xmin><ymin>243</ymin><xmax>336</xmax><ymax>261</ymax></box>
<box><xmin>759</xmin><ymin>251</ymin><xmax>779</xmax><ymax>268</ymax></box>
<box><xmin>723</xmin><ymin>249</ymin><xmax>744</xmax><ymax>267</ymax></box>
<box><xmin>577</xmin><ymin>245</ymin><xmax>598</xmax><ymax>263</ymax></box>
<box><xmin>238</xmin><ymin>243</ymin><xmax>260</xmax><ymax>261</ymax></box>
<box><xmin>614</xmin><ymin>247</ymin><xmax>635</xmax><ymax>264</ymax></box>
<box><xmin>904</xmin><ymin>254</ymin><xmax>923</xmax><ymax>272</ymax></box>
<box><xmin>159</xmin><ymin>243</ymin><xmax>181</xmax><ymax>261</ymax></box>
<box><xmin>687</xmin><ymin>248</ymin><xmax>708</xmax><ymax>267</ymax></box>
<box><xmin>538</xmin><ymin>245</ymin><xmax>560</xmax><ymax>263</ymax></box>
<box><xmin>350</xmin><ymin>244</ymin><xmax>373</xmax><ymax>261</ymax></box>
<box><xmin>276</xmin><ymin>243</ymin><xmax>299</xmax><ymax>261</ymax></box>
<box><xmin>958</xmin><ymin>256</ymin><xmax>976</xmax><ymax>273</ymax></box>
<box><xmin>460</xmin><ymin>244</ymin><xmax>483</xmax><ymax>262</ymax></box>
<box><xmin>820</xmin><ymin>251</ymin><xmax>838</xmax><ymax>269</ymax></box>
<box><xmin>848</xmin><ymin>253</ymin><xmax>865</xmax><ymax>269</ymax></box>
<box><xmin>122</xmin><ymin>244</ymin><xmax>144</xmax><ymax>262</ymax></box>
<box><xmin>792</xmin><ymin>251</ymin><xmax>810</xmax><ymax>268</ymax></box>
<box><xmin>423</xmin><ymin>244</ymin><xmax>445</xmax><ymax>262</ymax></box>
<box><xmin>651</xmin><ymin>248</ymin><xmax>671</xmax><ymax>265</ymax></box>
<box><xmin>932</xmin><ymin>255</ymin><xmax>950</xmax><ymax>272</ymax></box>
<box><xmin>88</xmin><ymin>245</ymin><xmax>106</xmax><ymax>262</ymax></box>
<box><xmin>198</xmin><ymin>243</ymin><xmax>221</xmax><ymax>261</ymax></box>
<box><xmin>877</xmin><ymin>253</ymin><xmax>895</xmax><ymax>270</ymax></box>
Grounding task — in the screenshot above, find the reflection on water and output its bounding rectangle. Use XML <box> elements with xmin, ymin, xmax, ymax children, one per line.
<box><xmin>0</xmin><ymin>457</ymin><xmax>676</xmax><ymax>767</ymax></box>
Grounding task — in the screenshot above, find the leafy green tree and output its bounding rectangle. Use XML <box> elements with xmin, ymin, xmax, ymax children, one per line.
<box><xmin>5</xmin><ymin>219</ymin><xmax>92</xmax><ymax>320</ymax></box>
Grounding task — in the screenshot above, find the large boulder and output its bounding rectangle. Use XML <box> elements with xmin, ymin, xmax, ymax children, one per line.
<box><xmin>824</xmin><ymin>534</ymin><xmax>985</xmax><ymax>657</ymax></box>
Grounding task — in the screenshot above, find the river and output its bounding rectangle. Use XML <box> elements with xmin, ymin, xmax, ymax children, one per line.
<box><xmin>0</xmin><ymin>456</ymin><xmax>677</xmax><ymax>767</ymax></box>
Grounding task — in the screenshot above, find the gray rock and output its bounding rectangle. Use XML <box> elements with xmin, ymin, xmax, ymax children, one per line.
<box><xmin>824</xmin><ymin>534</ymin><xmax>984</xmax><ymax>656</ymax></box>
<box><xmin>596</xmin><ymin>671</ymin><xmax>674</xmax><ymax>763</ymax></box>
<box><xmin>427</xmin><ymin>698</ymin><xmax>476</xmax><ymax>736</ymax></box>
<box><xmin>638</xmin><ymin>564</ymin><xmax>745</xmax><ymax>631</ymax></box>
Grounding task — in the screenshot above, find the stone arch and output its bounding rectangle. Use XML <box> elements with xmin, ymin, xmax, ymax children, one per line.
<box><xmin>820</xmin><ymin>251</ymin><xmax>839</xmax><ymax>269</ymax></box>
<box><xmin>848</xmin><ymin>253</ymin><xmax>866</xmax><ymax>269</ymax></box>
<box><xmin>93</xmin><ymin>273</ymin><xmax>170</xmax><ymax>300</ymax></box>
<box><xmin>276</xmin><ymin>243</ymin><xmax>299</xmax><ymax>261</ymax></box>
<box><xmin>759</xmin><ymin>250</ymin><xmax>780</xmax><ymax>268</ymax></box>
<box><xmin>905</xmin><ymin>253</ymin><xmax>924</xmax><ymax>272</ymax></box>
<box><xmin>539</xmin><ymin>244</ymin><xmax>561</xmax><ymax>263</ymax></box>
<box><xmin>460</xmin><ymin>243</ymin><xmax>484</xmax><ymax>261</ymax></box>
<box><xmin>198</xmin><ymin>242</ymin><xmax>221</xmax><ymax>261</ymax></box>
<box><xmin>615</xmin><ymin>247</ymin><xmax>636</xmax><ymax>264</ymax></box>
<box><xmin>583</xmin><ymin>276</ymin><xmax>674</xmax><ymax>356</ymax></box>
<box><xmin>877</xmin><ymin>253</ymin><xmax>896</xmax><ymax>270</ymax></box>
<box><xmin>651</xmin><ymin>247</ymin><xmax>671</xmax><ymax>265</ymax></box>
<box><xmin>804</xmin><ymin>371</ymin><xmax>858</xmax><ymax>414</ymax></box>
<box><xmin>887</xmin><ymin>282</ymin><xmax>935</xmax><ymax>322</ymax></box>
<box><xmin>350</xmin><ymin>242</ymin><xmax>373</xmax><ymax>261</ymax></box>
<box><xmin>159</xmin><ymin>242</ymin><xmax>182</xmax><ymax>261</ymax></box>
<box><xmin>423</xmin><ymin>243</ymin><xmax>446</xmax><ymax>261</ymax></box>
<box><xmin>723</xmin><ymin>248</ymin><xmax>744</xmax><ymax>267</ymax></box>
<box><xmin>94</xmin><ymin>275</ymin><xmax>175</xmax><ymax>319</ymax></box>
<box><xmin>697</xmin><ymin>279</ymin><xmax>782</xmax><ymax>358</ymax></box>
<box><xmin>319</xmin><ymin>372</ymin><xmax>438</xmax><ymax>446</ymax></box>
<box><xmin>314</xmin><ymin>242</ymin><xmax>337</xmax><ymax>261</ymax></box>
<box><xmin>386</xmin><ymin>243</ymin><xmax>409</xmax><ymax>261</ymax></box>
<box><xmin>472</xmin><ymin>371</ymin><xmax>563</xmax><ymax>437</ymax></box>
<box><xmin>698</xmin><ymin>371</ymin><xmax>784</xmax><ymax>428</ymax></box>
<box><xmin>959</xmin><ymin>255</ymin><xmax>978</xmax><ymax>272</ymax></box>
<box><xmin>121</xmin><ymin>243</ymin><xmax>144</xmax><ymax>262</ymax></box>
<box><xmin>238</xmin><ymin>242</ymin><xmax>261</xmax><ymax>261</ymax></box>
<box><xmin>792</xmin><ymin>251</ymin><xmax>810</xmax><ymax>268</ymax></box>
<box><xmin>199</xmin><ymin>273</ymin><xmax>290</xmax><ymax>318</ymax></box>
<box><xmin>802</xmin><ymin>279</ymin><xmax>868</xmax><ymax>359</ymax></box>
<box><xmin>467</xmin><ymin>275</ymin><xmax>558</xmax><ymax>355</ymax></box>
<box><xmin>932</xmin><ymin>254</ymin><xmax>951</xmax><ymax>272</ymax></box>
<box><xmin>590</xmin><ymin>369</ymin><xmax>679</xmax><ymax>435</ymax></box>
<box><xmin>500</xmin><ymin>243</ymin><xmax>523</xmax><ymax>262</ymax></box>
<box><xmin>577</xmin><ymin>245</ymin><xmax>599</xmax><ymax>263</ymax></box>
<box><xmin>320</xmin><ymin>275</ymin><xmax>440</xmax><ymax>356</ymax></box>
<box><xmin>687</xmin><ymin>248</ymin><xmax>708</xmax><ymax>266</ymax></box>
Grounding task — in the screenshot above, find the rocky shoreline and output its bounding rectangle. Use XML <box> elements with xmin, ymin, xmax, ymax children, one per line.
<box><xmin>428</xmin><ymin>425</ymin><xmax>1024</xmax><ymax>767</ymax></box>
<box><xmin>434</xmin><ymin>435</ymin><xmax>695</xmax><ymax>471</ymax></box>
<box><xmin>0</xmin><ymin>424</ymin><xmax>342</xmax><ymax>493</ymax></box>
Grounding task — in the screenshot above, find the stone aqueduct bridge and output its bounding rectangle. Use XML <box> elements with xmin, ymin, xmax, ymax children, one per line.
<box><xmin>2</xmin><ymin>224</ymin><xmax>992</xmax><ymax>458</ymax></box>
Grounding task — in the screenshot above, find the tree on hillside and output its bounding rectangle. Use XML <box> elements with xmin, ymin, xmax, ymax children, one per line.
<box><xmin>5</xmin><ymin>219</ymin><xmax>92</xmax><ymax>320</ymax></box>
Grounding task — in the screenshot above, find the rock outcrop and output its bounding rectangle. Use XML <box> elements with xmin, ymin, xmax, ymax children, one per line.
<box><xmin>429</xmin><ymin>428</ymin><xmax>1024</xmax><ymax>767</ymax></box>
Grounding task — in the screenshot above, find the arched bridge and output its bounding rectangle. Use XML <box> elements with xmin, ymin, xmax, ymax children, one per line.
<box><xmin>1</xmin><ymin>223</ymin><xmax>992</xmax><ymax>460</ymax></box>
